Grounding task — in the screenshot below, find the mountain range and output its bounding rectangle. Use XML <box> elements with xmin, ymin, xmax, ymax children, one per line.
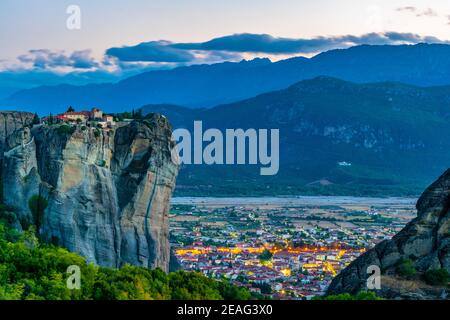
<box><xmin>142</xmin><ymin>76</ymin><xmax>450</xmax><ymax>196</ymax></box>
<box><xmin>4</xmin><ymin>43</ymin><xmax>450</xmax><ymax>114</ymax></box>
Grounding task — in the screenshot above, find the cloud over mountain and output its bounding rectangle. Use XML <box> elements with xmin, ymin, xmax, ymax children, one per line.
<box><xmin>18</xmin><ymin>49</ymin><xmax>98</xmax><ymax>70</ymax></box>
<box><xmin>2</xmin><ymin>31</ymin><xmax>449</xmax><ymax>93</ymax></box>
<box><xmin>10</xmin><ymin>32</ymin><xmax>450</xmax><ymax>69</ymax></box>
<box><xmin>171</xmin><ymin>32</ymin><xmax>448</xmax><ymax>55</ymax></box>
<box><xmin>106</xmin><ymin>41</ymin><xmax>195</xmax><ymax>63</ymax></box>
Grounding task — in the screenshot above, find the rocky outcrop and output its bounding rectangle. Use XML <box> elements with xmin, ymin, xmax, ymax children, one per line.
<box><xmin>327</xmin><ymin>169</ymin><xmax>450</xmax><ymax>299</ymax></box>
<box><xmin>0</xmin><ymin>111</ymin><xmax>36</xmax><ymax>206</ymax></box>
<box><xmin>1</xmin><ymin>113</ymin><xmax>178</xmax><ymax>271</ymax></box>
<box><xmin>0</xmin><ymin>112</ymin><xmax>35</xmax><ymax>153</ymax></box>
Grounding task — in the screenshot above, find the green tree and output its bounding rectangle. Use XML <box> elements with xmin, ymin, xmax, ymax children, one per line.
<box><xmin>57</xmin><ymin>124</ymin><xmax>75</xmax><ymax>136</ymax></box>
<box><xmin>32</xmin><ymin>113</ymin><xmax>40</xmax><ymax>125</ymax></box>
<box><xmin>396</xmin><ymin>259</ymin><xmax>416</xmax><ymax>278</ymax></box>
<box><xmin>217</xmin><ymin>281</ymin><xmax>251</xmax><ymax>300</ymax></box>
<box><xmin>258</xmin><ymin>249</ymin><xmax>273</xmax><ymax>262</ymax></box>
<box><xmin>0</xmin><ymin>212</ymin><xmax>251</xmax><ymax>301</ymax></box>
<box><xmin>254</xmin><ymin>282</ymin><xmax>272</xmax><ymax>294</ymax></box>
<box><xmin>67</xmin><ymin>106</ymin><xmax>75</xmax><ymax>112</ymax></box>
<box><xmin>396</xmin><ymin>258</ymin><xmax>416</xmax><ymax>278</ymax></box>
<box><xmin>135</xmin><ymin>109</ymin><xmax>143</xmax><ymax>119</ymax></box>
<box><xmin>28</xmin><ymin>194</ymin><xmax>48</xmax><ymax>233</ymax></box>
<box><xmin>318</xmin><ymin>292</ymin><xmax>383</xmax><ymax>300</ymax></box>
<box><xmin>424</xmin><ymin>269</ymin><xmax>450</xmax><ymax>286</ymax></box>
<box><xmin>94</xmin><ymin>128</ymin><xmax>101</xmax><ymax>138</ymax></box>
<box><xmin>169</xmin><ymin>271</ymin><xmax>222</xmax><ymax>300</ymax></box>
<box><xmin>122</xmin><ymin>112</ymin><xmax>132</xmax><ymax>119</ymax></box>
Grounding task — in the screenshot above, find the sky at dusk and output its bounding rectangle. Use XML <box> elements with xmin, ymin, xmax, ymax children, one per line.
<box><xmin>1</xmin><ymin>0</ymin><xmax>450</xmax><ymax>94</ymax></box>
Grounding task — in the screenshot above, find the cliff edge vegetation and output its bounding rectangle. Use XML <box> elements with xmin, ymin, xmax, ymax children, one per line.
<box><xmin>0</xmin><ymin>205</ymin><xmax>251</xmax><ymax>300</ymax></box>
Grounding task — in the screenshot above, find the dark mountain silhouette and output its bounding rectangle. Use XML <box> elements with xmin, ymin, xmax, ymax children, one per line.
<box><xmin>4</xmin><ymin>44</ymin><xmax>450</xmax><ymax>114</ymax></box>
<box><xmin>142</xmin><ymin>76</ymin><xmax>450</xmax><ymax>196</ymax></box>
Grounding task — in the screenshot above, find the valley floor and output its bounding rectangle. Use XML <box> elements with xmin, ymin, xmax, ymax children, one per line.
<box><xmin>170</xmin><ymin>196</ymin><xmax>417</xmax><ymax>299</ymax></box>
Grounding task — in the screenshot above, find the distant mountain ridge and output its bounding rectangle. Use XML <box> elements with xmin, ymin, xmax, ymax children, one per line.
<box><xmin>141</xmin><ymin>76</ymin><xmax>450</xmax><ymax>196</ymax></box>
<box><xmin>4</xmin><ymin>43</ymin><xmax>450</xmax><ymax>114</ymax></box>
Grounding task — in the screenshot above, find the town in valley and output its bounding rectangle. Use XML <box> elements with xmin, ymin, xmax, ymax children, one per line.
<box><xmin>170</xmin><ymin>197</ymin><xmax>416</xmax><ymax>299</ymax></box>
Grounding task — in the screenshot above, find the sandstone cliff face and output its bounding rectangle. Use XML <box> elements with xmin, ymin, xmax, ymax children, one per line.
<box><xmin>1</xmin><ymin>113</ymin><xmax>178</xmax><ymax>271</ymax></box>
<box><xmin>0</xmin><ymin>112</ymin><xmax>35</xmax><ymax>159</ymax></box>
<box><xmin>327</xmin><ymin>169</ymin><xmax>450</xmax><ymax>299</ymax></box>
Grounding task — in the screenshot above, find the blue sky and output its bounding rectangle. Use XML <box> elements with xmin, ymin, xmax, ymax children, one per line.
<box><xmin>1</xmin><ymin>0</ymin><xmax>450</xmax><ymax>96</ymax></box>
